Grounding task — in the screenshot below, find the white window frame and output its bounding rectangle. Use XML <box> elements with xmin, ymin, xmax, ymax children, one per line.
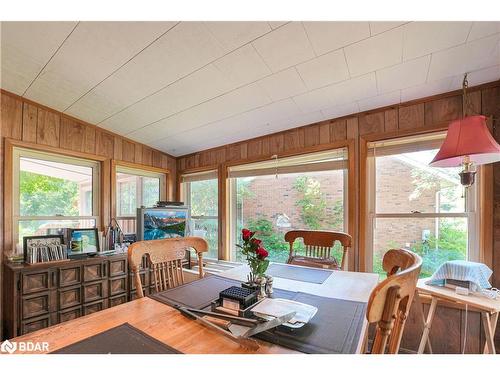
<box><xmin>227</xmin><ymin>149</ymin><xmax>349</xmax><ymax>262</ymax></box>
<box><xmin>115</xmin><ymin>165</ymin><xmax>166</xmax><ymax>222</ymax></box>
<box><xmin>364</xmin><ymin>134</ymin><xmax>480</xmax><ymax>272</ymax></box>
<box><xmin>181</xmin><ymin>170</ymin><xmax>219</xmax><ymax>260</ymax></box>
<box><xmin>12</xmin><ymin>147</ymin><xmax>100</xmax><ymax>246</ymax></box>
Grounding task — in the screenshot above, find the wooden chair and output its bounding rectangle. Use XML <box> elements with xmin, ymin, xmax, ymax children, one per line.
<box><xmin>128</xmin><ymin>237</ymin><xmax>209</xmax><ymax>298</ymax></box>
<box><xmin>285</xmin><ymin>230</ymin><xmax>351</xmax><ymax>271</ymax></box>
<box><xmin>366</xmin><ymin>248</ymin><xmax>422</xmax><ymax>354</ymax></box>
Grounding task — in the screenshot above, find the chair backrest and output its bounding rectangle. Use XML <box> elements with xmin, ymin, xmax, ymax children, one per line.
<box><xmin>366</xmin><ymin>248</ymin><xmax>422</xmax><ymax>354</ymax></box>
<box><xmin>128</xmin><ymin>237</ymin><xmax>208</xmax><ymax>298</ymax></box>
<box><xmin>284</xmin><ymin>230</ymin><xmax>352</xmax><ymax>270</ymax></box>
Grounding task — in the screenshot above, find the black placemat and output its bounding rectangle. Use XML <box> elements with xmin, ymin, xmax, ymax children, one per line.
<box><xmin>149</xmin><ymin>274</ymin><xmax>366</xmax><ymax>354</ymax></box>
<box><xmin>256</xmin><ymin>291</ymin><xmax>367</xmax><ymax>354</ymax></box>
<box><xmin>149</xmin><ymin>274</ymin><xmax>240</xmax><ymax>309</ymax></box>
<box><xmin>267</xmin><ymin>263</ymin><xmax>333</xmax><ymax>284</ymax></box>
<box><xmin>52</xmin><ymin>323</ymin><xmax>182</xmax><ymax>354</ymax></box>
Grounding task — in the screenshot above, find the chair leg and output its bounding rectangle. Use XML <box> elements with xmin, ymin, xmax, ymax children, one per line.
<box><xmin>417</xmin><ymin>295</ymin><xmax>437</xmax><ymax>354</ymax></box>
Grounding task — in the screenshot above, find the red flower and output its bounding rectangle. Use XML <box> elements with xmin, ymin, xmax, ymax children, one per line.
<box><xmin>256</xmin><ymin>247</ymin><xmax>269</xmax><ymax>259</ymax></box>
<box><xmin>241</xmin><ymin>229</ymin><xmax>254</xmax><ymax>241</ymax></box>
<box><xmin>251</xmin><ymin>238</ymin><xmax>262</xmax><ymax>246</ymax></box>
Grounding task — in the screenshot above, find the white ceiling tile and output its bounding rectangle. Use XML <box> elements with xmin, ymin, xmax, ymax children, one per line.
<box><xmin>369</xmin><ymin>22</ymin><xmax>407</xmax><ymax>35</ymax></box>
<box><xmin>403</xmin><ymin>22</ymin><xmax>471</xmax><ymax>60</ymax></box>
<box><xmin>257</xmin><ymin>67</ymin><xmax>307</xmax><ymax>101</ymax></box>
<box><xmin>302</xmin><ymin>22</ymin><xmax>370</xmax><ymax>55</ymax></box>
<box><xmin>357</xmin><ymin>90</ymin><xmax>401</xmax><ymax>112</ymax></box>
<box><xmin>376</xmin><ymin>55</ymin><xmax>431</xmax><ymax>94</ymax></box>
<box><xmin>100</xmin><ymin>64</ymin><xmax>235</xmax><ymax>134</ymax></box>
<box><xmin>321</xmin><ymin>102</ymin><xmax>359</xmax><ymax>119</ymax></box>
<box><xmin>344</xmin><ymin>28</ymin><xmax>403</xmax><ymax>77</ymax></box>
<box><xmin>468</xmin><ymin>22</ymin><xmax>500</xmax><ymax>42</ymax></box>
<box><xmin>213</xmin><ymin>44</ymin><xmax>271</xmax><ymax>88</ymax></box>
<box><xmin>296</xmin><ymin>49</ymin><xmax>350</xmax><ymax>90</ymax></box>
<box><xmin>328</xmin><ymin>73</ymin><xmax>378</xmax><ymax>106</ymax></box>
<box><xmin>66</xmin><ymin>22</ymin><xmax>226</xmax><ymax>123</ymax></box>
<box><xmin>132</xmin><ymin>82</ymin><xmax>272</xmax><ymax>141</ymax></box>
<box><xmin>270</xmin><ymin>110</ymin><xmax>327</xmax><ymax>133</ymax></box>
<box><xmin>427</xmin><ymin>33</ymin><xmax>500</xmax><ymax>82</ymax></box>
<box><xmin>449</xmin><ymin>65</ymin><xmax>500</xmax><ymax>90</ymax></box>
<box><xmin>0</xmin><ymin>21</ymin><xmax>76</xmax><ymax>95</ymax></box>
<box><xmin>400</xmin><ymin>76</ymin><xmax>455</xmax><ymax>102</ymax></box>
<box><xmin>204</xmin><ymin>21</ymin><xmax>271</xmax><ymax>51</ymax></box>
<box><xmin>268</xmin><ymin>22</ymin><xmax>288</xmax><ymax>30</ymax></box>
<box><xmin>24</xmin><ymin>22</ymin><xmax>174</xmax><ymax>111</ymax></box>
<box><xmin>292</xmin><ymin>85</ymin><xmax>336</xmax><ymax>113</ymax></box>
<box><xmin>252</xmin><ymin>22</ymin><xmax>315</xmax><ymax>72</ymax></box>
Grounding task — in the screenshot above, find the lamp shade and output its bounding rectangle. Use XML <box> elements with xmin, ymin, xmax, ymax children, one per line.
<box><xmin>430</xmin><ymin>115</ymin><xmax>500</xmax><ymax>167</ymax></box>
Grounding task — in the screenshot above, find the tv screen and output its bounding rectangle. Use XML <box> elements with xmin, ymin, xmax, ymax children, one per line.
<box><xmin>139</xmin><ymin>208</ymin><xmax>188</xmax><ymax>240</ymax></box>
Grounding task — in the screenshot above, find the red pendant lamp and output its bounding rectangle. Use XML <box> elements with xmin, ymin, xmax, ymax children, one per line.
<box><xmin>429</xmin><ymin>74</ymin><xmax>500</xmax><ymax>187</ymax></box>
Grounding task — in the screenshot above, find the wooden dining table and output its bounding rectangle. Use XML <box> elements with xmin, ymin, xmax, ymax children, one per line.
<box><xmin>7</xmin><ymin>263</ymin><xmax>379</xmax><ymax>354</ymax></box>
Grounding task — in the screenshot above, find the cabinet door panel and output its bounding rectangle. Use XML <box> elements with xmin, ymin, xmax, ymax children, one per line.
<box><xmin>109</xmin><ymin>276</ymin><xmax>127</xmax><ymax>296</ymax></box>
<box><xmin>83</xmin><ymin>263</ymin><xmax>105</xmax><ymax>282</ymax></box>
<box><xmin>59</xmin><ymin>265</ymin><xmax>82</xmax><ymax>287</ymax></box>
<box><xmin>83</xmin><ymin>299</ymin><xmax>107</xmax><ymax>315</ymax></box>
<box><xmin>58</xmin><ymin>306</ymin><xmax>82</xmax><ymax>323</ymax></box>
<box><xmin>109</xmin><ymin>258</ymin><xmax>127</xmax><ymax>277</ymax></box>
<box><xmin>109</xmin><ymin>294</ymin><xmax>127</xmax><ymax>307</ymax></box>
<box><xmin>58</xmin><ymin>285</ymin><xmax>82</xmax><ymax>310</ymax></box>
<box><xmin>82</xmin><ymin>280</ymin><xmax>107</xmax><ymax>303</ymax></box>
<box><xmin>21</xmin><ymin>291</ymin><xmax>51</xmax><ymax>319</ymax></box>
<box><xmin>22</xmin><ymin>271</ymin><xmax>50</xmax><ymax>294</ymax></box>
<box><xmin>20</xmin><ymin>314</ymin><xmax>51</xmax><ymax>335</ymax></box>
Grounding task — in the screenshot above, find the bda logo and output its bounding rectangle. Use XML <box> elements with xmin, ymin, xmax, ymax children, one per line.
<box><xmin>1</xmin><ymin>339</ymin><xmax>17</xmax><ymax>354</ymax></box>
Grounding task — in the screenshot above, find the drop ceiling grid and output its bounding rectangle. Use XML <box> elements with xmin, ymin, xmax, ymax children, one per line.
<box><xmin>1</xmin><ymin>21</ymin><xmax>499</xmax><ymax>156</ymax></box>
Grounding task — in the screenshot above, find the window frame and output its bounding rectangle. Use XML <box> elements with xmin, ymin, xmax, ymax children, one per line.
<box><xmin>112</xmin><ymin>160</ymin><xmax>168</xmax><ymax>223</ymax></box>
<box><xmin>180</xmin><ymin>170</ymin><xmax>219</xmax><ymax>260</ymax></box>
<box><xmin>12</xmin><ymin>146</ymin><xmax>101</xmax><ymax>247</ymax></box>
<box><xmin>227</xmin><ymin>147</ymin><xmax>351</xmax><ymax>265</ymax></box>
<box><xmin>363</xmin><ymin>132</ymin><xmax>480</xmax><ymax>273</ymax></box>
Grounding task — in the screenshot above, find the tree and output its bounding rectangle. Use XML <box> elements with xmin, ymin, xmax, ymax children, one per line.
<box><xmin>20</xmin><ymin>171</ymin><xmax>79</xmax><ymax>216</ymax></box>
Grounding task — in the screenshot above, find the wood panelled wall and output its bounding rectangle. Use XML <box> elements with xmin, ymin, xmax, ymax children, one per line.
<box><xmin>0</xmin><ymin>89</ymin><xmax>177</xmax><ymax>338</ymax></box>
<box><xmin>177</xmin><ymin>80</ymin><xmax>500</xmax><ymax>353</ymax></box>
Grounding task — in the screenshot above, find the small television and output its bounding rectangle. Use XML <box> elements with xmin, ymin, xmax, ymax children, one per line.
<box><xmin>67</xmin><ymin>228</ymin><xmax>100</xmax><ymax>258</ymax></box>
<box><xmin>137</xmin><ymin>206</ymin><xmax>189</xmax><ymax>241</ymax></box>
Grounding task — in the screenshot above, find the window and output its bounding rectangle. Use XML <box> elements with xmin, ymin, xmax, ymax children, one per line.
<box><xmin>13</xmin><ymin>148</ymin><xmax>100</xmax><ymax>245</ymax></box>
<box><xmin>115</xmin><ymin>165</ymin><xmax>166</xmax><ymax>234</ymax></box>
<box><xmin>181</xmin><ymin>170</ymin><xmax>219</xmax><ymax>259</ymax></box>
<box><xmin>366</xmin><ymin>133</ymin><xmax>479</xmax><ymax>278</ymax></box>
<box><xmin>228</xmin><ymin>149</ymin><xmax>348</xmax><ymax>264</ymax></box>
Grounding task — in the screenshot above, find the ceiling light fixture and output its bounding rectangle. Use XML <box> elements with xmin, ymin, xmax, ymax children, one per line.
<box><xmin>429</xmin><ymin>74</ymin><xmax>500</xmax><ymax>187</ymax></box>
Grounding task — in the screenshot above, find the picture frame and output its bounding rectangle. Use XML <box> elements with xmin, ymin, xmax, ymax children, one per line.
<box><xmin>68</xmin><ymin>228</ymin><xmax>100</xmax><ymax>256</ymax></box>
<box><xmin>23</xmin><ymin>235</ymin><xmax>65</xmax><ymax>263</ymax></box>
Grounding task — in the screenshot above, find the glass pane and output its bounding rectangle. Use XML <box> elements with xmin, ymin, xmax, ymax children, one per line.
<box><xmin>375</xmin><ymin>149</ymin><xmax>465</xmax><ymax>214</ymax></box>
<box><xmin>18</xmin><ymin>219</ymin><xmax>97</xmax><ymax>244</ymax></box>
<box><xmin>232</xmin><ymin>169</ymin><xmax>345</xmax><ymax>263</ymax></box>
<box><xmin>190</xmin><ymin>179</ymin><xmax>218</xmax><ymax>217</ymax></box>
<box><xmin>117</xmin><ymin>218</ymin><xmax>136</xmax><ymax>235</ymax></box>
<box><xmin>142</xmin><ymin>177</ymin><xmax>160</xmax><ymax>207</ymax></box>
<box><xmin>116</xmin><ymin>173</ymin><xmax>160</xmax><ymax>216</ymax></box>
<box><xmin>191</xmin><ymin>218</ymin><xmax>218</xmax><ymax>259</ymax></box>
<box><xmin>116</xmin><ymin>173</ymin><xmax>137</xmax><ymax>216</ymax></box>
<box><xmin>373</xmin><ymin>217</ymin><xmax>468</xmax><ymax>278</ymax></box>
<box><xmin>20</xmin><ymin>157</ymin><xmax>93</xmax><ymax>216</ymax></box>
<box><xmin>188</xmin><ymin>178</ymin><xmax>219</xmax><ymax>257</ymax></box>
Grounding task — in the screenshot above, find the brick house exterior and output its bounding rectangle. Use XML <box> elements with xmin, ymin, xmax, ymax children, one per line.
<box><xmin>240</xmin><ymin>156</ymin><xmax>460</xmax><ymax>263</ymax></box>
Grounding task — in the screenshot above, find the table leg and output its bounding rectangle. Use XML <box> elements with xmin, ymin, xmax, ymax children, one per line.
<box><xmin>417</xmin><ymin>294</ymin><xmax>437</xmax><ymax>354</ymax></box>
<box><xmin>482</xmin><ymin>312</ymin><xmax>498</xmax><ymax>354</ymax></box>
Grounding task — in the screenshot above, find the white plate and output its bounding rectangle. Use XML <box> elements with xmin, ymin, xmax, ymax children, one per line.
<box><xmin>251</xmin><ymin>298</ymin><xmax>318</xmax><ymax>328</ymax></box>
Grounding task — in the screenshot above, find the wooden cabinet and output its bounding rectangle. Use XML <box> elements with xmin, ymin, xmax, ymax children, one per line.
<box><xmin>2</xmin><ymin>254</ymin><xmax>131</xmax><ymax>339</ymax></box>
